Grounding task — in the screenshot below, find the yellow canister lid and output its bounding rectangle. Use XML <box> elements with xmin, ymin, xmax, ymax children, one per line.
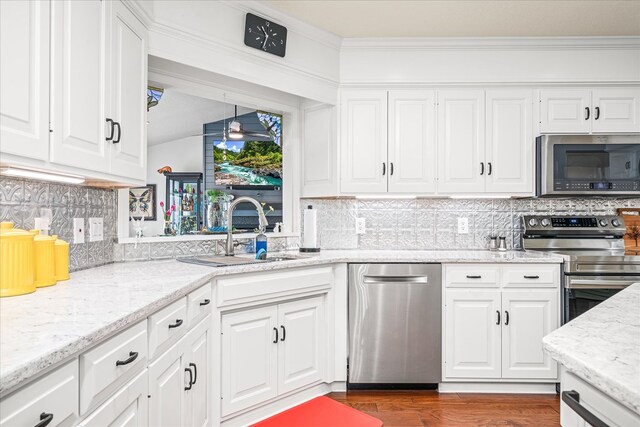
<box><xmin>30</xmin><ymin>230</ymin><xmax>57</xmax><ymax>242</ymax></box>
<box><xmin>0</xmin><ymin>221</ymin><xmax>14</xmax><ymax>230</ymax></box>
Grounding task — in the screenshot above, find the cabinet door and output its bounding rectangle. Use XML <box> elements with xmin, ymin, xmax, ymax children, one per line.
<box><xmin>277</xmin><ymin>297</ymin><xmax>325</xmax><ymax>395</ymax></box>
<box><xmin>388</xmin><ymin>90</ymin><xmax>436</xmax><ymax>194</ymax></box>
<box><xmin>78</xmin><ymin>369</ymin><xmax>148</xmax><ymax>427</ymax></box>
<box><xmin>221</xmin><ymin>306</ymin><xmax>278</xmax><ymax>417</ymax></box>
<box><xmin>437</xmin><ymin>90</ymin><xmax>485</xmax><ymax>193</ymax></box>
<box><xmin>184</xmin><ymin>315</ymin><xmax>211</xmax><ymax>427</ymax></box>
<box><xmin>107</xmin><ymin>0</ymin><xmax>147</xmax><ymax>181</ymax></box>
<box><xmin>501</xmin><ymin>289</ymin><xmax>558</xmax><ymax>379</ymax></box>
<box><xmin>0</xmin><ymin>0</ymin><xmax>49</xmax><ymax>160</ymax></box>
<box><xmin>50</xmin><ymin>0</ymin><xmax>108</xmax><ymax>171</ymax></box>
<box><xmin>540</xmin><ymin>89</ymin><xmax>591</xmax><ymax>133</ymax></box>
<box><xmin>485</xmin><ymin>90</ymin><xmax>534</xmax><ymax>194</ymax></box>
<box><xmin>592</xmin><ymin>88</ymin><xmax>640</xmax><ymax>133</ymax></box>
<box><xmin>302</xmin><ymin>104</ymin><xmax>338</xmax><ymax>197</ymax></box>
<box><xmin>340</xmin><ymin>90</ymin><xmax>388</xmax><ymax>193</ymax></box>
<box><xmin>148</xmin><ymin>342</ymin><xmax>186</xmax><ymax>427</ymax></box>
<box><xmin>444</xmin><ymin>289</ymin><xmax>501</xmax><ymax>379</ymax></box>
<box><xmin>0</xmin><ymin>360</ymin><xmax>78</xmax><ymax>427</ymax></box>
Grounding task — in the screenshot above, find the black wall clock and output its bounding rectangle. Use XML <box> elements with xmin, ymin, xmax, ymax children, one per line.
<box><xmin>244</xmin><ymin>13</ymin><xmax>287</xmax><ymax>58</ymax></box>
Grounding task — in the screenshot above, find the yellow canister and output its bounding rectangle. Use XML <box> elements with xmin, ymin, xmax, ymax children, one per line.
<box><xmin>0</xmin><ymin>222</ymin><xmax>36</xmax><ymax>297</ymax></box>
<box><xmin>53</xmin><ymin>235</ymin><xmax>70</xmax><ymax>281</ymax></box>
<box><xmin>31</xmin><ymin>230</ymin><xmax>57</xmax><ymax>288</ymax></box>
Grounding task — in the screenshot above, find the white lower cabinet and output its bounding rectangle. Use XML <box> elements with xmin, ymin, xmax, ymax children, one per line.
<box><xmin>149</xmin><ymin>314</ymin><xmax>211</xmax><ymax>427</ymax></box>
<box><xmin>0</xmin><ymin>360</ymin><xmax>79</xmax><ymax>427</ymax></box>
<box><xmin>78</xmin><ymin>369</ymin><xmax>148</xmax><ymax>427</ymax></box>
<box><xmin>221</xmin><ymin>296</ymin><xmax>325</xmax><ymax>417</ymax></box>
<box><xmin>443</xmin><ymin>264</ymin><xmax>560</xmax><ymax>382</ymax></box>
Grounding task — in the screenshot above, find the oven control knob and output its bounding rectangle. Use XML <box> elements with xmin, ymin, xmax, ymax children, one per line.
<box><xmin>541</xmin><ymin>218</ymin><xmax>551</xmax><ymax>227</ymax></box>
<box><xmin>599</xmin><ymin>219</ymin><xmax>609</xmax><ymax>227</ymax></box>
<box><xmin>611</xmin><ymin>219</ymin><xmax>621</xmax><ymax>227</ymax></box>
<box><xmin>528</xmin><ymin>218</ymin><xmax>539</xmax><ymax>227</ymax></box>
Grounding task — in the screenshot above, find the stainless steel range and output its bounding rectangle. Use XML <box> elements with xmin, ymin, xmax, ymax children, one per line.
<box><xmin>522</xmin><ymin>214</ymin><xmax>640</xmax><ymax>324</ymax></box>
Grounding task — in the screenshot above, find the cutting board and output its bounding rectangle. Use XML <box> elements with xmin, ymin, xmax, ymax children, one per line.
<box><xmin>617</xmin><ymin>208</ymin><xmax>640</xmax><ymax>249</ymax></box>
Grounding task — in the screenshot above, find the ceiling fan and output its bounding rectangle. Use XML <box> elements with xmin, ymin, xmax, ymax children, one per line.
<box><xmin>198</xmin><ymin>105</ymin><xmax>272</xmax><ymax>140</ymax></box>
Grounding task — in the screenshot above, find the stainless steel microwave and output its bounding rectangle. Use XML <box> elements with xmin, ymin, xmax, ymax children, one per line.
<box><xmin>536</xmin><ymin>134</ymin><xmax>640</xmax><ymax>196</ymax></box>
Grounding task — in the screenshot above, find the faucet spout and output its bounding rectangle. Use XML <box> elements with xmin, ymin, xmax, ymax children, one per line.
<box><xmin>225</xmin><ymin>196</ymin><xmax>269</xmax><ymax>256</ymax></box>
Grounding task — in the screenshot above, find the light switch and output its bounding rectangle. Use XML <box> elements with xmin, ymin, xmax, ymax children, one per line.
<box><xmin>89</xmin><ymin>217</ymin><xmax>103</xmax><ymax>242</ymax></box>
<box><xmin>73</xmin><ymin>218</ymin><xmax>85</xmax><ymax>244</ymax></box>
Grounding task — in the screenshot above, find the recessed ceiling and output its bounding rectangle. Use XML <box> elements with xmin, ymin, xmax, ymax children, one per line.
<box><xmin>264</xmin><ymin>0</ymin><xmax>640</xmax><ymax>38</ymax></box>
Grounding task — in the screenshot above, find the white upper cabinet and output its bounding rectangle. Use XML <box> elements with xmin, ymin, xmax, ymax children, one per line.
<box><xmin>540</xmin><ymin>88</ymin><xmax>640</xmax><ymax>134</ymax></box>
<box><xmin>50</xmin><ymin>0</ymin><xmax>108</xmax><ymax>171</ymax></box>
<box><xmin>0</xmin><ymin>0</ymin><xmax>50</xmax><ymax>161</ymax></box>
<box><xmin>485</xmin><ymin>90</ymin><xmax>534</xmax><ymax>194</ymax></box>
<box><xmin>107</xmin><ymin>0</ymin><xmax>147</xmax><ymax>181</ymax></box>
<box><xmin>539</xmin><ymin>89</ymin><xmax>591</xmax><ymax>134</ymax></box>
<box><xmin>301</xmin><ymin>104</ymin><xmax>338</xmax><ymax>197</ymax></box>
<box><xmin>591</xmin><ymin>88</ymin><xmax>640</xmax><ymax>133</ymax></box>
<box><xmin>388</xmin><ymin>90</ymin><xmax>437</xmax><ymax>193</ymax></box>
<box><xmin>340</xmin><ymin>90</ymin><xmax>388</xmax><ymax>193</ymax></box>
<box><xmin>437</xmin><ymin>90</ymin><xmax>485</xmax><ymax>193</ymax></box>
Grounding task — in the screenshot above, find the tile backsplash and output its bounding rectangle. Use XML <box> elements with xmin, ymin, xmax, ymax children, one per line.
<box><xmin>0</xmin><ymin>176</ymin><xmax>117</xmax><ymax>271</ymax></box>
<box><xmin>302</xmin><ymin>197</ymin><xmax>640</xmax><ymax>251</ymax></box>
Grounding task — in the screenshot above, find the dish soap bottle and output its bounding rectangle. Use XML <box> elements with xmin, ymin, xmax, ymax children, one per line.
<box><xmin>256</xmin><ymin>229</ymin><xmax>267</xmax><ymax>260</ymax></box>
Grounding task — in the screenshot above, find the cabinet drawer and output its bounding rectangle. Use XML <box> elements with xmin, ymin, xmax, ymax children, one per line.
<box><xmin>79</xmin><ymin>320</ymin><xmax>147</xmax><ymax>415</ymax></box>
<box><xmin>148</xmin><ymin>297</ymin><xmax>188</xmax><ymax>359</ymax></box>
<box><xmin>188</xmin><ymin>282</ymin><xmax>212</xmax><ymax>325</ymax></box>
<box><xmin>0</xmin><ymin>360</ymin><xmax>79</xmax><ymax>427</ymax></box>
<box><xmin>502</xmin><ymin>264</ymin><xmax>559</xmax><ymax>287</ymax></box>
<box><xmin>217</xmin><ymin>267</ymin><xmax>334</xmax><ymax>306</ymax></box>
<box><xmin>444</xmin><ymin>265</ymin><xmax>500</xmax><ymax>287</ymax></box>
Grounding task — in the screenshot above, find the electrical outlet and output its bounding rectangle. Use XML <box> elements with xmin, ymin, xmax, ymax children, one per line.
<box><xmin>457</xmin><ymin>217</ymin><xmax>469</xmax><ymax>234</ymax></box>
<box><xmin>89</xmin><ymin>217</ymin><xmax>103</xmax><ymax>242</ymax></box>
<box><xmin>355</xmin><ymin>218</ymin><xmax>366</xmax><ymax>235</ymax></box>
<box><xmin>73</xmin><ymin>218</ymin><xmax>85</xmax><ymax>244</ymax></box>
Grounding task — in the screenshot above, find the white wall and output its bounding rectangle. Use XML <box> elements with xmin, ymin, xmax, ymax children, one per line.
<box><xmin>143</xmin><ymin>0</ymin><xmax>341</xmax><ymax>104</ymax></box>
<box><xmin>340</xmin><ymin>38</ymin><xmax>640</xmax><ymax>85</ymax></box>
<box><xmin>142</xmin><ymin>135</ymin><xmax>203</xmax><ymax>236</ymax></box>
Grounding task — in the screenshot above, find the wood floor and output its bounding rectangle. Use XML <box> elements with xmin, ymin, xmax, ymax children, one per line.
<box><xmin>327</xmin><ymin>391</ymin><xmax>561</xmax><ymax>427</ymax></box>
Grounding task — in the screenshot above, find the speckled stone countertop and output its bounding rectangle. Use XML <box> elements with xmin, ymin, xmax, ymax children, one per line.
<box><xmin>0</xmin><ymin>249</ymin><xmax>562</xmax><ymax>395</ymax></box>
<box><xmin>543</xmin><ymin>283</ymin><xmax>640</xmax><ymax>415</ymax></box>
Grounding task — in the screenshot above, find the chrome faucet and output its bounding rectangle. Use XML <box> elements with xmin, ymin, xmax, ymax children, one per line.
<box><xmin>225</xmin><ymin>196</ymin><xmax>269</xmax><ymax>256</ymax></box>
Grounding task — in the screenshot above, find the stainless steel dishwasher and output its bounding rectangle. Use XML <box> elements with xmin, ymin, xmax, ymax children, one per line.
<box><xmin>348</xmin><ymin>263</ymin><xmax>442</xmax><ymax>387</ymax></box>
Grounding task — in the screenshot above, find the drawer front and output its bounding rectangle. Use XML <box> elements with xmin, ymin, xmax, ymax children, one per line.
<box><xmin>148</xmin><ymin>297</ymin><xmax>188</xmax><ymax>359</ymax></box>
<box><xmin>502</xmin><ymin>264</ymin><xmax>559</xmax><ymax>288</ymax></box>
<box><xmin>188</xmin><ymin>282</ymin><xmax>212</xmax><ymax>325</ymax></box>
<box><xmin>217</xmin><ymin>266</ymin><xmax>334</xmax><ymax>306</ymax></box>
<box><xmin>444</xmin><ymin>265</ymin><xmax>500</xmax><ymax>288</ymax></box>
<box><xmin>80</xmin><ymin>320</ymin><xmax>147</xmax><ymax>414</ymax></box>
<box><xmin>0</xmin><ymin>360</ymin><xmax>79</xmax><ymax>427</ymax></box>
<box><xmin>561</xmin><ymin>368</ymin><xmax>640</xmax><ymax>427</ymax></box>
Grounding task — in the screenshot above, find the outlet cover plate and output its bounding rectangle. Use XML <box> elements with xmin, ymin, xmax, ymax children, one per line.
<box><xmin>73</xmin><ymin>218</ymin><xmax>85</xmax><ymax>244</ymax></box>
<box><xmin>457</xmin><ymin>217</ymin><xmax>469</xmax><ymax>234</ymax></box>
<box><xmin>355</xmin><ymin>218</ymin><xmax>366</xmax><ymax>235</ymax></box>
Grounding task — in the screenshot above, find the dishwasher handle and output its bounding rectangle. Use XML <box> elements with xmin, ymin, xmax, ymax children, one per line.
<box><xmin>363</xmin><ymin>275</ymin><xmax>429</xmax><ymax>284</ymax></box>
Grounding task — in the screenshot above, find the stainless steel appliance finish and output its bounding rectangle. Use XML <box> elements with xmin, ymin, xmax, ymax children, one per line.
<box><xmin>348</xmin><ymin>264</ymin><xmax>442</xmax><ymax>386</ymax></box>
<box><xmin>536</xmin><ymin>134</ymin><xmax>640</xmax><ymax>196</ymax></box>
<box><xmin>523</xmin><ymin>215</ymin><xmax>640</xmax><ymax>323</ymax></box>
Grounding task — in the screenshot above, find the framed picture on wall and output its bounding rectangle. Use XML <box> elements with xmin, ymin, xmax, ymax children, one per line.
<box><xmin>129</xmin><ymin>184</ymin><xmax>157</xmax><ymax>221</ymax></box>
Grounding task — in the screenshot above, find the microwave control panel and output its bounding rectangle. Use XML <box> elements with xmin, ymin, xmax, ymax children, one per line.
<box><xmin>553</xmin><ymin>181</ymin><xmax>640</xmax><ymax>191</ymax></box>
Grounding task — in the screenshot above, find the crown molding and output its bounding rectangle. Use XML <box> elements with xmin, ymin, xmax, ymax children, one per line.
<box><xmin>341</xmin><ymin>36</ymin><xmax>640</xmax><ymax>51</ymax></box>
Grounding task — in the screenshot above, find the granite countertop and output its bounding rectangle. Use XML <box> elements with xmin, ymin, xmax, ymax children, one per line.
<box><xmin>1</xmin><ymin>249</ymin><xmax>563</xmax><ymax>396</ymax></box>
<box><xmin>543</xmin><ymin>283</ymin><xmax>640</xmax><ymax>415</ymax></box>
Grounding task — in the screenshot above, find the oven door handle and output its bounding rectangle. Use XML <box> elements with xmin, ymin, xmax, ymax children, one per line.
<box><xmin>566</xmin><ymin>279</ymin><xmax>636</xmax><ymax>289</ymax></box>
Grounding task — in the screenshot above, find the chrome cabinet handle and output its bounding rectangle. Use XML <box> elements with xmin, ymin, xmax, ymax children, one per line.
<box><xmin>115</xmin><ymin>351</ymin><xmax>138</xmax><ymax>366</ymax></box>
<box><xmin>562</xmin><ymin>391</ymin><xmax>610</xmax><ymax>427</ymax></box>
<box><xmin>168</xmin><ymin>319</ymin><xmax>183</xmax><ymax>329</ymax></box>
<box><xmin>585</xmin><ymin>107</ymin><xmax>590</xmax><ymax>120</ymax></box>
<box><xmin>34</xmin><ymin>413</ymin><xmax>53</xmax><ymax>427</ymax></box>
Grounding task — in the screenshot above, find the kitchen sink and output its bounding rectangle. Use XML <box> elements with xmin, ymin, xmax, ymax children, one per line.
<box><xmin>177</xmin><ymin>254</ymin><xmax>304</xmax><ymax>267</ymax></box>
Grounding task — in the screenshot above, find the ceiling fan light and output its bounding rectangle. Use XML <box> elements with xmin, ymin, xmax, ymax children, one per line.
<box><xmin>228</xmin><ymin>121</ymin><xmax>241</xmax><ymax>132</ymax></box>
<box><xmin>228</xmin><ymin>131</ymin><xmax>243</xmax><ymax>139</ymax></box>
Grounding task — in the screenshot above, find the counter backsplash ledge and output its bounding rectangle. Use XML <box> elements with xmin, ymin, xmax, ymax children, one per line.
<box><xmin>301</xmin><ymin>197</ymin><xmax>640</xmax><ymax>251</ymax></box>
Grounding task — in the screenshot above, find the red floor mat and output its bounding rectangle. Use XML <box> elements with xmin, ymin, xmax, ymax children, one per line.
<box><xmin>251</xmin><ymin>396</ymin><xmax>383</xmax><ymax>427</ymax></box>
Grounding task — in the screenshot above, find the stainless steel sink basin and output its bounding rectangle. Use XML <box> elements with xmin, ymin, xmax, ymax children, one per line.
<box><xmin>177</xmin><ymin>254</ymin><xmax>304</xmax><ymax>267</ymax></box>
